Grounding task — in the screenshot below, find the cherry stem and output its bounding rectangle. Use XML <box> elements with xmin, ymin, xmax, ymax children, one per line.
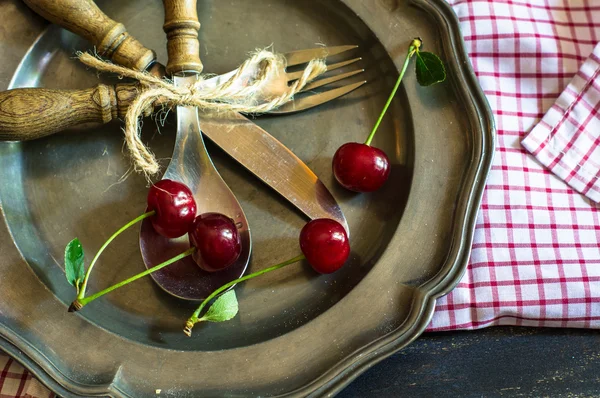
<box><xmin>70</xmin><ymin>247</ymin><xmax>195</xmax><ymax>311</ymax></box>
<box><xmin>76</xmin><ymin>210</ymin><xmax>156</xmax><ymax>300</ymax></box>
<box><xmin>184</xmin><ymin>253</ymin><xmax>306</xmax><ymax>336</ymax></box>
<box><xmin>364</xmin><ymin>38</ymin><xmax>422</xmax><ymax>146</ymax></box>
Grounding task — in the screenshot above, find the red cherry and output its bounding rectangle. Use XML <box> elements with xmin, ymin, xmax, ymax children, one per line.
<box><xmin>189</xmin><ymin>213</ymin><xmax>242</xmax><ymax>272</ymax></box>
<box><xmin>332</xmin><ymin>142</ymin><xmax>390</xmax><ymax>192</ymax></box>
<box><xmin>147</xmin><ymin>179</ymin><xmax>197</xmax><ymax>238</ymax></box>
<box><xmin>299</xmin><ymin>219</ymin><xmax>350</xmax><ymax>274</ymax></box>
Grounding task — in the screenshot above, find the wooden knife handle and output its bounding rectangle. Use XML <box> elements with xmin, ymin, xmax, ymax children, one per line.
<box><xmin>22</xmin><ymin>0</ymin><xmax>159</xmax><ymax>74</ymax></box>
<box><xmin>0</xmin><ymin>84</ymin><xmax>144</xmax><ymax>141</ymax></box>
<box><xmin>162</xmin><ymin>0</ymin><xmax>203</xmax><ymax>75</ymax></box>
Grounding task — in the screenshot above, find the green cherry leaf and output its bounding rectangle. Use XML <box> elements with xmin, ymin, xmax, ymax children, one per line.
<box><xmin>415</xmin><ymin>51</ymin><xmax>446</xmax><ymax>86</ymax></box>
<box><xmin>199</xmin><ymin>290</ymin><xmax>239</xmax><ymax>323</ymax></box>
<box><xmin>65</xmin><ymin>238</ymin><xmax>85</xmax><ymax>292</ymax></box>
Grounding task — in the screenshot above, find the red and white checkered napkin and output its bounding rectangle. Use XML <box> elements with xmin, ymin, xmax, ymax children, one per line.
<box><xmin>428</xmin><ymin>0</ymin><xmax>600</xmax><ymax>331</ymax></box>
<box><xmin>522</xmin><ymin>43</ymin><xmax>600</xmax><ymax>201</ymax></box>
<box><xmin>0</xmin><ymin>353</ymin><xmax>52</xmax><ymax>398</ymax></box>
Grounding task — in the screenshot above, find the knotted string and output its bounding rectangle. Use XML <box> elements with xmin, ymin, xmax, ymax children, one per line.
<box><xmin>77</xmin><ymin>49</ymin><xmax>327</xmax><ymax>178</ymax></box>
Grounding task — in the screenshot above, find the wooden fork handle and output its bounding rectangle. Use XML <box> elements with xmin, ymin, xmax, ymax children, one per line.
<box><xmin>162</xmin><ymin>0</ymin><xmax>203</xmax><ymax>75</ymax></box>
<box><xmin>0</xmin><ymin>84</ymin><xmax>148</xmax><ymax>141</ymax></box>
<box><xmin>22</xmin><ymin>0</ymin><xmax>161</xmax><ymax>75</ymax></box>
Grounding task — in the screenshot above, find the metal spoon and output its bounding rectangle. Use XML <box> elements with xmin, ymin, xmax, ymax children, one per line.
<box><xmin>139</xmin><ymin>0</ymin><xmax>250</xmax><ymax>301</ymax></box>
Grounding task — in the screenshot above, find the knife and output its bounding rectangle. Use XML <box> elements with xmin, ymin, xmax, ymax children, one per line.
<box><xmin>200</xmin><ymin>113</ymin><xmax>348</xmax><ymax>232</ymax></box>
<box><xmin>2</xmin><ymin>1</ymin><xmax>349</xmax><ymax>232</ymax></box>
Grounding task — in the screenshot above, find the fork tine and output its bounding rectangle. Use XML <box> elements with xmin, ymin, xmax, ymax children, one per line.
<box><xmin>300</xmin><ymin>69</ymin><xmax>365</xmax><ymax>93</ymax></box>
<box><xmin>269</xmin><ymin>81</ymin><xmax>367</xmax><ymax>114</ymax></box>
<box><xmin>283</xmin><ymin>45</ymin><xmax>358</xmax><ymax>67</ymax></box>
<box><xmin>287</xmin><ymin>57</ymin><xmax>362</xmax><ymax>81</ymax></box>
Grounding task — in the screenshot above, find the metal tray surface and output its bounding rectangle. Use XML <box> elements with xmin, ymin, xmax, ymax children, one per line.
<box><xmin>0</xmin><ymin>0</ymin><xmax>494</xmax><ymax>396</ymax></box>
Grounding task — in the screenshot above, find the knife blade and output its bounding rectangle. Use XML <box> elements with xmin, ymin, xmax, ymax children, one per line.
<box><xmin>199</xmin><ymin>113</ymin><xmax>349</xmax><ymax>234</ymax></box>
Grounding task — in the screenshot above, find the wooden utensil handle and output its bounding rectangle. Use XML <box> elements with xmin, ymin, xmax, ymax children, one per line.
<box><xmin>0</xmin><ymin>84</ymin><xmax>143</xmax><ymax>141</ymax></box>
<box><xmin>162</xmin><ymin>0</ymin><xmax>203</xmax><ymax>74</ymax></box>
<box><xmin>22</xmin><ymin>0</ymin><xmax>157</xmax><ymax>73</ymax></box>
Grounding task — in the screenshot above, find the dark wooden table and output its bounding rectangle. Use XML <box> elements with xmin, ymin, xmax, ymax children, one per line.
<box><xmin>338</xmin><ymin>327</ymin><xmax>600</xmax><ymax>397</ymax></box>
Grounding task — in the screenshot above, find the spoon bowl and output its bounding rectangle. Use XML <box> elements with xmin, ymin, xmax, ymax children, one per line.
<box><xmin>140</xmin><ymin>75</ymin><xmax>251</xmax><ymax>300</ymax></box>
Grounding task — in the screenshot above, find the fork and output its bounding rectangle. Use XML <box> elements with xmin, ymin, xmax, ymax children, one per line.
<box><xmin>199</xmin><ymin>45</ymin><xmax>366</xmax><ymax>115</ymax></box>
<box><xmin>0</xmin><ymin>44</ymin><xmax>365</xmax><ymax>141</ymax></box>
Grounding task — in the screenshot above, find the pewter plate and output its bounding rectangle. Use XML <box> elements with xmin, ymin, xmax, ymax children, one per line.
<box><xmin>0</xmin><ymin>0</ymin><xmax>494</xmax><ymax>396</ymax></box>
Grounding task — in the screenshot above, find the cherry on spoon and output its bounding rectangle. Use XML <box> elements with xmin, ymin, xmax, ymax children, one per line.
<box><xmin>189</xmin><ymin>213</ymin><xmax>243</xmax><ymax>272</ymax></box>
<box><xmin>147</xmin><ymin>179</ymin><xmax>197</xmax><ymax>238</ymax></box>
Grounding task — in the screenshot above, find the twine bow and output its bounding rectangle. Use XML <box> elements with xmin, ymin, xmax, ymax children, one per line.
<box><xmin>77</xmin><ymin>49</ymin><xmax>327</xmax><ymax>178</ymax></box>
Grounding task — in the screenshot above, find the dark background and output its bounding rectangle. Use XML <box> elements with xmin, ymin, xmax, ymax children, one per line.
<box><xmin>338</xmin><ymin>326</ymin><xmax>600</xmax><ymax>397</ymax></box>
